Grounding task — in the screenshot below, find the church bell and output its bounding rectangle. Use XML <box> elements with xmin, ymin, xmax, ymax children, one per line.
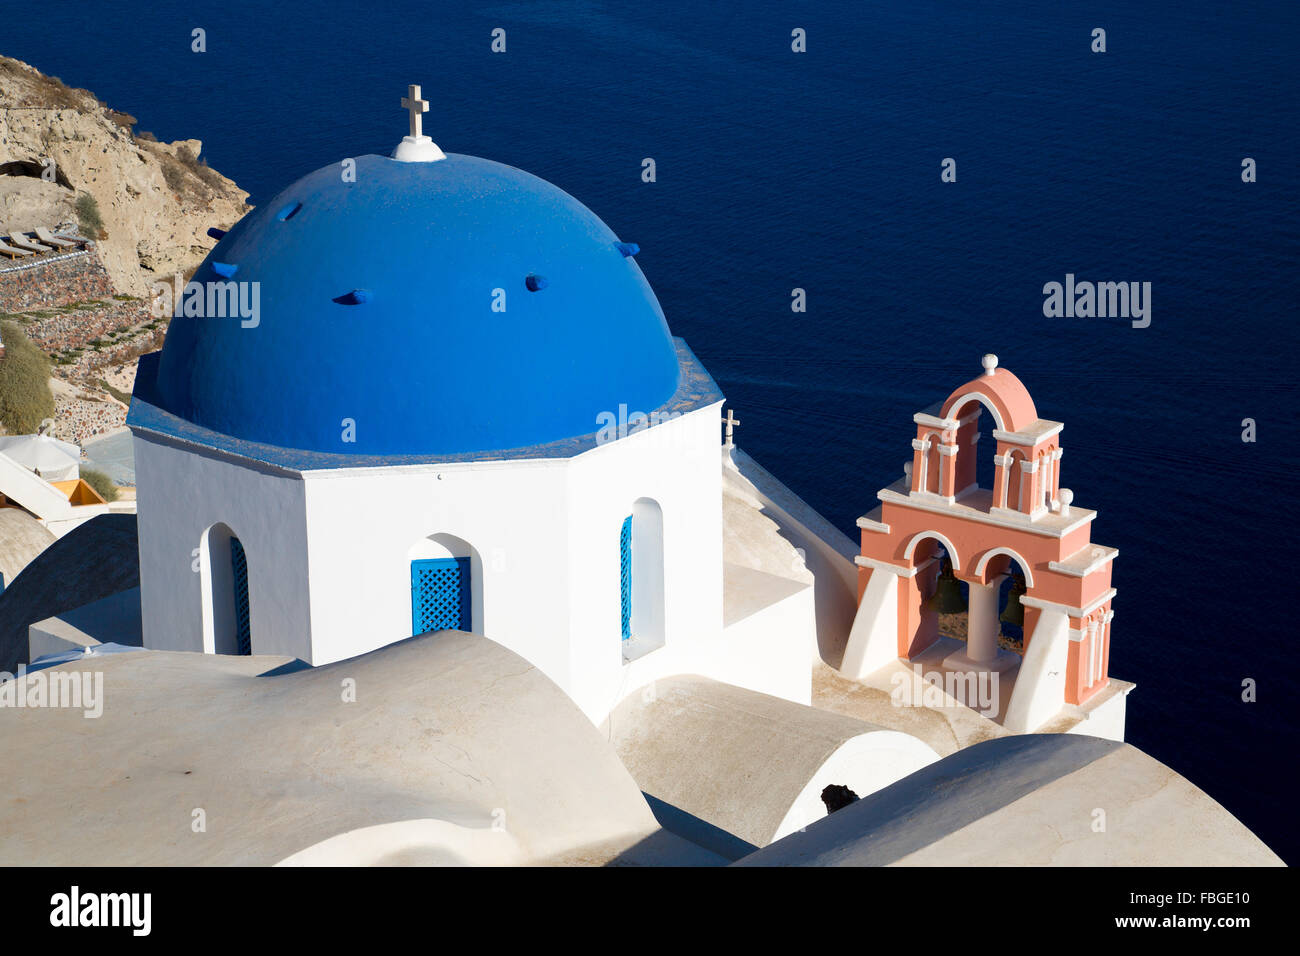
<box><xmin>925</xmin><ymin>557</ymin><xmax>967</xmax><ymax>613</ymax></box>
<box><xmin>1000</xmin><ymin>573</ymin><xmax>1026</xmax><ymax>628</ymax></box>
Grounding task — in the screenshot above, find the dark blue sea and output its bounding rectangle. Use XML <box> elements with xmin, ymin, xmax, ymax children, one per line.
<box><xmin>7</xmin><ymin>1</ymin><xmax>1297</xmax><ymax>862</ymax></box>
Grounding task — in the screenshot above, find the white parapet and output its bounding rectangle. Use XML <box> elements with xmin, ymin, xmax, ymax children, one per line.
<box><xmin>1003</xmin><ymin>607</ymin><xmax>1070</xmax><ymax>733</ymax></box>
<box><xmin>840</xmin><ymin>565</ymin><xmax>899</xmax><ymax>679</ymax></box>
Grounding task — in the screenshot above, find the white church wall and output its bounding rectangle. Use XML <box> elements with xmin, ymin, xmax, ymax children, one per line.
<box><xmin>563</xmin><ymin>403</ymin><xmax>725</xmax><ymax>722</ymax></box>
<box><xmin>137</xmin><ymin>401</ymin><xmax>792</xmax><ymax>730</ymax></box>
<box><xmin>298</xmin><ymin>403</ymin><xmax>723</xmax><ymax>727</ymax></box>
<box><xmin>725</xmin><ymin>448</ymin><xmax>860</xmax><ymax>665</ymax></box>
<box><xmin>708</xmin><ymin>578</ymin><xmax>815</xmax><ymax>705</ymax></box>
<box><xmin>133</xmin><ymin>435</ymin><xmax>312</xmax><ymax>659</ymax></box>
<box><xmin>300</xmin><ymin>458</ymin><xmax>575</xmax><ymax>681</ymax></box>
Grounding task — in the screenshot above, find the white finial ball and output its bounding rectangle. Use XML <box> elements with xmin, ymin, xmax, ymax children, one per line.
<box><xmin>1058</xmin><ymin>488</ymin><xmax>1074</xmax><ymax>516</ymax></box>
<box><xmin>982</xmin><ymin>353</ymin><xmax>998</xmax><ymax>376</ymax></box>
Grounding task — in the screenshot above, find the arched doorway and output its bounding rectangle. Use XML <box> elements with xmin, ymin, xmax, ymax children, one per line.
<box><xmin>200</xmin><ymin>522</ymin><xmax>251</xmax><ymax>655</ymax></box>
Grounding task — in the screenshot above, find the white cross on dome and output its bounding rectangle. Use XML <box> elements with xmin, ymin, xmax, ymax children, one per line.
<box><xmin>401</xmin><ymin>84</ymin><xmax>428</xmax><ymax>138</ymax></box>
<box><xmin>393</xmin><ymin>83</ymin><xmax>445</xmax><ymax>164</ymax></box>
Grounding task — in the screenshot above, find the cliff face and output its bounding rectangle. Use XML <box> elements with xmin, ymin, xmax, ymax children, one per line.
<box><xmin>0</xmin><ymin>56</ymin><xmax>250</xmax><ymax>296</ymax></box>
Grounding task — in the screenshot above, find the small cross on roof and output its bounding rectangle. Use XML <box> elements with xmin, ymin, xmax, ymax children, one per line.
<box><xmin>401</xmin><ymin>84</ymin><xmax>429</xmax><ymax>140</ymax></box>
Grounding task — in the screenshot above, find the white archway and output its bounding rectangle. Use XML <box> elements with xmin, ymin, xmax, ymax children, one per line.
<box><xmin>972</xmin><ymin>547</ymin><xmax>1036</xmax><ymax>587</ymax></box>
<box><xmin>901</xmin><ymin>530</ymin><xmax>962</xmax><ymax>570</ymax></box>
<box><xmin>943</xmin><ymin>392</ymin><xmax>1006</xmax><ymax>432</ymax></box>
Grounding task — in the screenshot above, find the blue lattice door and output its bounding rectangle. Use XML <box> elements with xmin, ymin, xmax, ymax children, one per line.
<box><xmin>230</xmin><ymin>537</ymin><xmax>251</xmax><ymax>655</ymax></box>
<box><xmin>411</xmin><ymin>557</ymin><xmax>472</xmax><ymax>634</ymax></box>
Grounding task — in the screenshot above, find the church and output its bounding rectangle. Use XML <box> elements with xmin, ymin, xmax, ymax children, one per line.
<box><xmin>126</xmin><ymin>85</ymin><xmax>813</xmax><ymax>725</ymax></box>
<box><xmin>0</xmin><ymin>87</ymin><xmax>1280</xmax><ymax>866</ymax></box>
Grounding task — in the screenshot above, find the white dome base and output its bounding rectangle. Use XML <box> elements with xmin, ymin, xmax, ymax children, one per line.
<box><xmin>392</xmin><ymin>135</ymin><xmax>446</xmax><ymax>163</ymax></box>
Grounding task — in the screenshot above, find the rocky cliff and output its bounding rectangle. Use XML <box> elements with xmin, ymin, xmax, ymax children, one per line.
<box><xmin>0</xmin><ymin>55</ymin><xmax>249</xmax><ymax>296</ymax></box>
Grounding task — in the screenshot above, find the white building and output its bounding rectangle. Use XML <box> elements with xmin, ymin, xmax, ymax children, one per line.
<box><xmin>126</xmin><ymin>93</ymin><xmax>815</xmax><ymax>726</ymax></box>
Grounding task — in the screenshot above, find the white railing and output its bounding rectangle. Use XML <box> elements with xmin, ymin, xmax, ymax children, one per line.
<box><xmin>0</xmin><ymin>243</ymin><xmax>94</xmax><ymax>275</ymax></box>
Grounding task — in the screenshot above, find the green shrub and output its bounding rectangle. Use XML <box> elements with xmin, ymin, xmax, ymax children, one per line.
<box><xmin>98</xmin><ymin>379</ymin><xmax>132</xmax><ymax>405</ymax></box>
<box><xmin>75</xmin><ymin>192</ymin><xmax>105</xmax><ymax>239</ymax></box>
<box><xmin>80</xmin><ymin>466</ymin><xmax>119</xmax><ymax>502</ymax></box>
<box><xmin>0</xmin><ymin>323</ymin><xmax>55</xmax><ymax>434</ymax></box>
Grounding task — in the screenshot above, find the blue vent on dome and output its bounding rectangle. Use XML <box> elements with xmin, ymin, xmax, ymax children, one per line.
<box><xmin>212</xmin><ymin>262</ymin><xmax>238</xmax><ymax>278</ymax></box>
<box><xmin>620</xmin><ymin>515</ymin><xmax>632</xmax><ymax>640</ymax></box>
<box><xmin>276</xmin><ymin>201</ymin><xmax>302</xmax><ymax>222</ymax></box>
<box><xmin>525</xmin><ymin>273</ymin><xmax>548</xmax><ymax>291</ymax></box>
<box><xmin>411</xmin><ymin>557</ymin><xmax>472</xmax><ymax>634</ymax></box>
<box><xmin>333</xmin><ymin>289</ymin><xmax>372</xmax><ymax>305</ymax></box>
<box><xmin>207</xmin><ymin>227</ymin><xmax>227</xmax><ymax>240</ymax></box>
<box><xmin>615</xmin><ymin>242</ymin><xmax>639</xmax><ymax>258</ymax></box>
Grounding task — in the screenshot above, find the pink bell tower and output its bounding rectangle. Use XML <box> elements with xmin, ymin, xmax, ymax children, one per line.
<box><xmin>843</xmin><ymin>355</ymin><xmax>1128</xmax><ymax>734</ymax></box>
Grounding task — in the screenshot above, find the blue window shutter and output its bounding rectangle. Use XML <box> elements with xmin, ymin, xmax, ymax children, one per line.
<box><xmin>230</xmin><ymin>537</ymin><xmax>251</xmax><ymax>655</ymax></box>
<box><xmin>620</xmin><ymin>516</ymin><xmax>633</xmax><ymax>640</ymax></box>
<box><xmin>411</xmin><ymin>557</ymin><xmax>472</xmax><ymax>634</ymax></box>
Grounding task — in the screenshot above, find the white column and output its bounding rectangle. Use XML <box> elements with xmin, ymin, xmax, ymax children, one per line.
<box><xmin>994</xmin><ymin>454</ymin><xmax>1012</xmax><ymax>508</ymax></box>
<box><xmin>1086</xmin><ymin>620</ymin><xmax>1099</xmax><ymax>687</ymax></box>
<box><xmin>911</xmin><ymin>438</ymin><xmax>930</xmax><ymax>493</ymax></box>
<box><xmin>1051</xmin><ymin>448</ymin><xmax>1064</xmax><ymax>508</ymax></box>
<box><xmin>966</xmin><ymin>576</ymin><xmax>1003</xmax><ymax>663</ymax></box>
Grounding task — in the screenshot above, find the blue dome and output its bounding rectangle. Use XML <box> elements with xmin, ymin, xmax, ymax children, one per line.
<box><xmin>154</xmin><ymin>153</ymin><xmax>681</xmax><ymax>456</ymax></box>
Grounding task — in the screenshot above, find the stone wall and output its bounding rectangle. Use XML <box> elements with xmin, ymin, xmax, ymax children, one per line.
<box><xmin>0</xmin><ymin>247</ymin><xmax>114</xmax><ymax>312</ymax></box>
<box><xmin>23</xmin><ymin>298</ymin><xmax>152</xmax><ymax>355</ymax></box>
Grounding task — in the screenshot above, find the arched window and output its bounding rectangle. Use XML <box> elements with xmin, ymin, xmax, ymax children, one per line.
<box><xmin>621</xmin><ymin>499</ymin><xmax>665</xmax><ymax>660</ymax></box>
<box><xmin>923</xmin><ymin>432</ymin><xmax>941</xmax><ymax>494</ymax></box>
<box><xmin>408</xmin><ymin>533</ymin><xmax>481</xmax><ymax>637</ymax></box>
<box><xmin>200</xmin><ymin>523</ymin><xmax>251</xmax><ymax>655</ymax></box>
<box><xmin>619</xmin><ymin>516</ymin><xmax>633</xmax><ymax>641</ymax></box>
<box><xmin>230</xmin><ymin>537</ymin><xmax>251</xmax><ymax>655</ymax></box>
